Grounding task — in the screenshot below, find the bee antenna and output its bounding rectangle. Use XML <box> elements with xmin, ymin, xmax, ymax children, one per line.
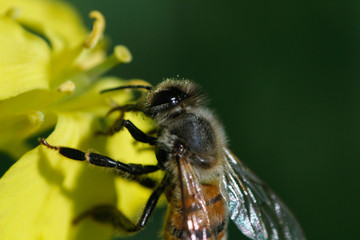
<box><xmin>100</xmin><ymin>85</ymin><xmax>153</xmax><ymax>94</ymax></box>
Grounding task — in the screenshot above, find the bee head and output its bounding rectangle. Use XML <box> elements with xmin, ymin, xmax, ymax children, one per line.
<box><xmin>142</xmin><ymin>79</ymin><xmax>205</xmax><ymax>118</ymax></box>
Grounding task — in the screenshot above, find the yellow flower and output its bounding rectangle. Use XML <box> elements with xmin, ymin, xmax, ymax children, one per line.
<box><xmin>0</xmin><ymin>1</ymin><xmax>159</xmax><ymax>239</ymax></box>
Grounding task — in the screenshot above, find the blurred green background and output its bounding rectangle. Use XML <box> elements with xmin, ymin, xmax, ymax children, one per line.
<box><xmin>2</xmin><ymin>0</ymin><xmax>360</xmax><ymax>239</ymax></box>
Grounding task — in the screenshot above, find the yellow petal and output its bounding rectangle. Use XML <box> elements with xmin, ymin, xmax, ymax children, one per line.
<box><xmin>0</xmin><ymin>88</ymin><xmax>62</xmax><ymax>157</ymax></box>
<box><xmin>0</xmin><ymin>17</ymin><xmax>51</xmax><ymax>100</ymax></box>
<box><xmin>0</xmin><ymin>0</ymin><xmax>87</xmax><ymax>49</ymax></box>
<box><xmin>0</xmin><ymin>77</ymin><xmax>130</xmax><ymax>158</ymax></box>
<box><xmin>0</xmin><ymin>110</ymin><xmax>44</xmax><ymax>157</ymax></box>
<box><xmin>0</xmin><ymin>1</ymin><xmax>106</xmax><ymax>89</ymax></box>
<box><xmin>53</xmin><ymin>77</ymin><xmax>132</xmax><ymax>114</ymax></box>
<box><xmin>0</xmin><ymin>112</ymin><xmax>115</xmax><ymax>240</ymax></box>
<box><xmin>0</xmin><ymin>90</ymin><xmax>161</xmax><ymax>239</ymax></box>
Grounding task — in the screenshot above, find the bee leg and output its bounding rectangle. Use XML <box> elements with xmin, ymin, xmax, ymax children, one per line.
<box><xmin>96</xmin><ymin>104</ymin><xmax>141</xmax><ymax>136</ymax></box>
<box><xmin>73</xmin><ymin>178</ymin><xmax>166</xmax><ymax>232</ymax></box>
<box><xmin>72</xmin><ymin>204</ymin><xmax>137</xmax><ymax>231</ymax></box>
<box><xmin>123</xmin><ymin>175</ymin><xmax>158</xmax><ymax>189</ymax></box>
<box><xmin>146</xmin><ymin>127</ymin><xmax>157</xmax><ymax>136</ymax></box>
<box><xmin>122</xmin><ymin>119</ymin><xmax>157</xmax><ymax>145</ymax></box>
<box><xmin>38</xmin><ymin>138</ymin><xmax>159</xmax><ymax>174</ymax></box>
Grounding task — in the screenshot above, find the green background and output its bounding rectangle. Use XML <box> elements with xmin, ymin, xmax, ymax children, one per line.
<box><xmin>2</xmin><ymin>0</ymin><xmax>359</xmax><ymax>239</ymax></box>
<box><xmin>68</xmin><ymin>0</ymin><xmax>360</xmax><ymax>239</ymax></box>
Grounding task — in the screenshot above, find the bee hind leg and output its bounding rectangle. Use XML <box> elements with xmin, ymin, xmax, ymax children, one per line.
<box><xmin>73</xmin><ymin>178</ymin><xmax>165</xmax><ymax>232</ymax></box>
<box><xmin>72</xmin><ymin>204</ymin><xmax>139</xmax><ymax>232</ymax></box>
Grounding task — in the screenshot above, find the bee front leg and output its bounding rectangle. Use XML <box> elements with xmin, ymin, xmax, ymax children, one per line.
<box><xmin>121</xmin><ymin>119</ymin><xmax>157</xmax><ymax>145</ymax></box>
<box><xmin>73</xmin><ymin>177</ymin><xmax>166</xmax><ymax>232</ymax></box>
<box><xmin>38</xmin><ymin>138</ymin><xmax>159</xmax><ymax>174</ymax></box>
<box><xmin>97</xmin><ymin>104</ymin><xmax>140</xmax><ymax>136</ymax></box>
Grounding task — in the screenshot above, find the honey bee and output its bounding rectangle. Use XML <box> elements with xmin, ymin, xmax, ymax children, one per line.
<box><xmin>39</xmin><ymin>79</ymin><xmax>306</xmax><ymax>240</ymax></box>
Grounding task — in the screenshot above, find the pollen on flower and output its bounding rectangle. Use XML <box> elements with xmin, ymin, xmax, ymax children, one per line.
<box><xmin>114</xmin><ymin>45</ymin><xmax>132</xmax><ymax>63</ymax></box>
<box><xmin>57</xmin><ymin>80</ymin><xmax>76</xmax><ymax>93</ymax></box>
<box><xmin>84</xmin><ymin>10</ymin><xmax>105</xmax><ymax>49</ymax></box>
<box><xmin>28</xmin><ymin>111</ymin><xmax>44</xmax><ymax>126</ymax></box>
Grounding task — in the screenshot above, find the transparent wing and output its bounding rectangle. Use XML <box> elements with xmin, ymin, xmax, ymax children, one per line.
<box><xmin>222</xmin><ymin>147</ymin><xmax>306</xmax><ymax>240</ymax></box>
<box><xmin>177</xmin><ymin>156</ymin><xmax>218</xmax><ymax>240</ymax></box>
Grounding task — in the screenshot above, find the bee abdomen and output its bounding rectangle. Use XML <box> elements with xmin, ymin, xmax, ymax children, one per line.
<box><xmin>169</xmin><ymin>220</ymin><xmax>226</xmax><ymax>240</ymax></box>
<box><xmin>164</xmin><ymin>187</ymin><xmax>228</xmax><ymax>240</ymax></box>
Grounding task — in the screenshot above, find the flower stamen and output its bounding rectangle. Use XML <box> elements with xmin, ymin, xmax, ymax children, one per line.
<box><xmin>84</xmin><ymin>45</ymin><xmax>132</xmax><ymax>80</ymax></box>
<box><xmin>84</xmin><ymin>10</ymin><xmax>105</xmax><ymax>49</ymax></box>
<box><xmin>114</xmin><ymin>45</ymin><xmax>133</xmax><ymax>63</ymax></box>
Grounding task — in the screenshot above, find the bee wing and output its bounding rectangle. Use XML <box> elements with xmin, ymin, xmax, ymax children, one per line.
<box><xmin>222</xmin><ymin>147</ymin><xmax>306</xmax><ymax>240</ymax></box>
<box><xmin>177</xmin><ymin>155</ymin><xmax>217</xmax><ymax>240</ymax></box>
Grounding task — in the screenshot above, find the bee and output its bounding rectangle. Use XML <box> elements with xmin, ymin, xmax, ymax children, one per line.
<box><xmin>39</xmin><ymin>79</ymin><xmax>306</xmax><ymax>240</ymax></box>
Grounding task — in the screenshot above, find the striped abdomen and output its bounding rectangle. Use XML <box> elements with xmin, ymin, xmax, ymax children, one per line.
<box><xmin>164</xmin><ymin>182</ymin><xmax>228</xmax><ymax>240</ymax></box>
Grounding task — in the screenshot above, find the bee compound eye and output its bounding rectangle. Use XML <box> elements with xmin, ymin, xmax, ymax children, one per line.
<box><xmin>151</xmin><ymin>89</ymin><xmax>179</xmax><ymax>107</ymax></box>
